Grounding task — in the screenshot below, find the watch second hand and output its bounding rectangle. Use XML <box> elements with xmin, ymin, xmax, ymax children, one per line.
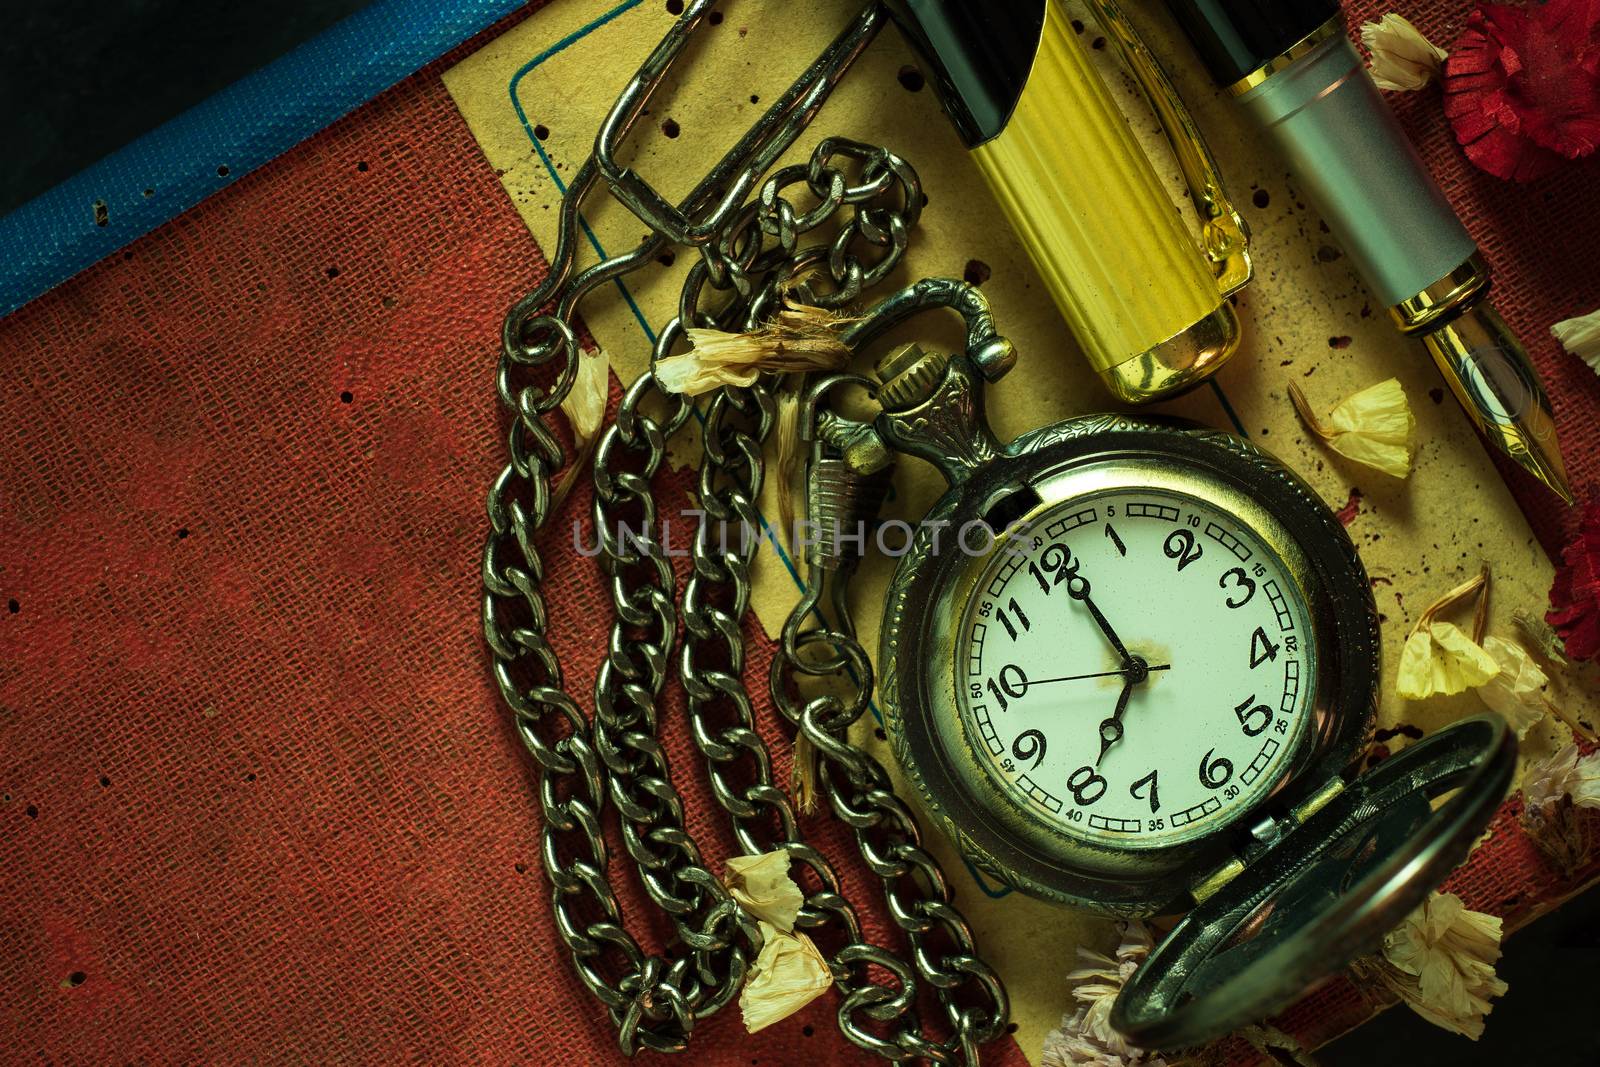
<box><xmin>1025</xmin><ymin>664</ymin><xmax>1170</xmax><ymax>688</ymax></box>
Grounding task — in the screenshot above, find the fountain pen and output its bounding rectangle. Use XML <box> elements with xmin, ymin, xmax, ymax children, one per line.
<box><xmin>1162</xmin><ymin>0</ymin><xmax>1572</xmax><ymax>503</ymax></box>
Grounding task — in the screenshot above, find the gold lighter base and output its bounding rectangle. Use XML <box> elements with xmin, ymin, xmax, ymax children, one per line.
<box><xmin>1099</xmin><ymin>302</ymin><xmax>1242</xmax><ymax>404</ymax></box>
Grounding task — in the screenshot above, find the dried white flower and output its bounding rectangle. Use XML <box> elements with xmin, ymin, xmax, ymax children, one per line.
<box><xmin>1041</xmin><ymin>923</ymin><xmax>1167</xmax><ymax>1067</ymax></box>
<box><xmin>724</xmin><ymin>850</ymin><xmax>805</xmax><ymax>932</ymax></box>
<box><xmin>1361</xmin><ymin>14</ymin><xmax>1449</xmax><ymax>91</ymax></box>
<box><xmin>560</xmin><ymin>347</ymin><xmax>610</xmax><ymax>449</ymax></box>
<box><xmin>1552</xmin><ymin>307</ymin><xmax>1600</xmax><ymax>375</ymax></box>
<box><xmin>1380</xmin><ymin>892</ymin><xmax>1506</xmax><ymax>1040</ymax></box>
<box><xmin>739</xmin><ymin>921</ymin><xmax>833</xmax><ymax>1033</ymax></box>
<box><xmin>655</xmin><ymin>301</ymin><xmax>852</xmax><ymax>395</ymax></box>
<box><xmin>1514</xmin><ymin>609</ymin><xmax>1570</xmax><ymax>671</ymax></box>
<box><xmin>1476</xmin><ymin>636</ymin><xmax>1549</xmax><ymax>737</ymax></box>
<box><xmin>1522</xmin><ymin>743</ymin><xmax>1600</xmax><ymax>810</ymax></box>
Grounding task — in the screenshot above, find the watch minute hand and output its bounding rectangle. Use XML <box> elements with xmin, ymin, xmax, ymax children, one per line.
<box><xmin>1066</xmin><ymin>572</ymin><xmax>1132</xmax><ymax>665</ymax></box>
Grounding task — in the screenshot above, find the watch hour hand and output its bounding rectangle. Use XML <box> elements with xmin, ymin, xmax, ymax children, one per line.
<box><xmin>1095</xmin><ymin>676</ymin><xmax>1136</xmax><ymax>766</ymax></box>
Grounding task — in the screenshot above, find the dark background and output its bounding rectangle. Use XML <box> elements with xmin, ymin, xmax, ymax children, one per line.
<box><xmin>2</xmin><ymin>1</ymin><xmax>1595</xmax><ymax>1063</ymax></box>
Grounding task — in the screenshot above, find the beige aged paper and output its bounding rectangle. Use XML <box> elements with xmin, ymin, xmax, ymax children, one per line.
<box><xmin>444</xmin><ymin>1</ymin><xmax>1595</xmax><ymax>1058</ymax></box>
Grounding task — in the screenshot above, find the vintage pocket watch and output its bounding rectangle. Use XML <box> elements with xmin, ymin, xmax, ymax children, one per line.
<box><xmin>836</xmin><ymin>333</ymin><xmax>1516</xmax><ymax>1049</ymax></box>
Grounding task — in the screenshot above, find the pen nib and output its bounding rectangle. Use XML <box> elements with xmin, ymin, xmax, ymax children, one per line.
<box><xmin>1422</xmin><ymin>305</ymin><xmax>1574</xmax><ymax>506</ymax></box>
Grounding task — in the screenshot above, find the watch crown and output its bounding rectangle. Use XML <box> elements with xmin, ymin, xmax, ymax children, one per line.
<box><xmin>875</xmin><ymin>342</ymin><xmax>950</xmax><ymax>412</ymax></box>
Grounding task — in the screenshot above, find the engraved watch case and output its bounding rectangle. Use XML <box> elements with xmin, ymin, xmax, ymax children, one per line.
<box><xmin>870</xmin><ymin>344</ymin><xmax>1381</xmax><ymax>915</ymax></box>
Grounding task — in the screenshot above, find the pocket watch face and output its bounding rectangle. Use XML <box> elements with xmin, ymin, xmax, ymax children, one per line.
<box><xmin>956</xmin><ymin>485</ymin><xmax>1318</xmax><ymax>849</ymax></box>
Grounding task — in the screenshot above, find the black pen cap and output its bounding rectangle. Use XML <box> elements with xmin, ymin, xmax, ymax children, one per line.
<box><xmin>1163</xmin><ymin>0</ymin><xmax>1340</xmax><ymax>87</ymax></box>
<box><xmin>884</xmin><ymin>0</ymin><xmax>1046</xmax><ymax>147</ymax></box>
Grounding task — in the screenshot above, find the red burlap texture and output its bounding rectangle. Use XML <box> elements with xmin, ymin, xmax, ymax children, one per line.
<box><xmin>1</xmin><ymin>2</ymin><xmax>1596</xmax><ymax>1063</ymax></box>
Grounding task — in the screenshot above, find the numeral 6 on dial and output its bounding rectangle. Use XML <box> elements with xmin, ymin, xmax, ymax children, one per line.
<box><xmin>1198</xmin><ymin>748</ymin><xmax>1234</xmax><ymax>789</ymax></box>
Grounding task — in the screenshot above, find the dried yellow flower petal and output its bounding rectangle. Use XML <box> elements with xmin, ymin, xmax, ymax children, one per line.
<box><xmin>1397</xmin><ymin>622</ymin><xmax>1499</xmax><ymax>700</ymax></box>
<box><xmin>551</xmin><ymin>347</ymin><xmax>611</xmax><ymax>511</ymax></box>
<box><xmin>1552</xmin><ymin>306</ymin><xmax>1600</xmax><ymax>375</ymax></box>
<box><xmin>774</xmin><ymin>384</ymin><xmax>803</xmax><ymax>555</ymax></box>
<box><xmin>724</xmin><ymin>851</ymin><xmax>804</xmax><ymax>933</ymax></box>
<box><xmin>1522</xmin><ymin>743</ymin><xmax>1600</xmax><ymax>810</ymax></box>
<box><xmin>1289</xmin><ymin>378</ymin><xmax>1415</xmax><ymax>479</ymax></box>
<box><xmin>655</xmin><ymin>301</ymin><xmax>852</xmax><ymax>396</ymax></box>
<box><xmin>1476</xmin><ymin>636</ymin><xmax>1549</xmax><ymax>737</ymax></box>
<box><xmin>1361</xmin><ymin>14</ymin><xmax>1448</xmax><ymax>91</ymax></box>
<box><xmin>739</xmin><ymin>922</ymin><xmax>833</xmax><ymax>1033</ymax></box>
<box><xmin>790</xmin><ymin>731</ymin><xmax>819</xmax><ymax>816</ymax></box>
<box><xmin>1380</xmin><ymin>892</ymin><xmax>1506</xmax><ymax>1040</ymax></box>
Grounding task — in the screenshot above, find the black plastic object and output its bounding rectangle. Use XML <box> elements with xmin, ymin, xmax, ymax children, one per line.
<box><xmin>1162</xmin><ymin>0</ymin><xmax>1341</xmax><ymax>87</ymax></box>
<box><xmin>884</xmin><ymin>0</ymin><xmax>1046</xmax><ymax>146</ymax></box>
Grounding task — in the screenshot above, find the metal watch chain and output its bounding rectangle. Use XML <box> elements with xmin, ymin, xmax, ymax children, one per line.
<box><xmin>480</xmin><ymin>2</ymin><xmax>1007</xmax><ymax>1061</ymax></box>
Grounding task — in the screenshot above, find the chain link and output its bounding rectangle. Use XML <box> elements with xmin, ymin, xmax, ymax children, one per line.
<box><xmin>481</xmin><ymin>21</ymin><xmax>1008</xmax><ymax>1057</ymax></box>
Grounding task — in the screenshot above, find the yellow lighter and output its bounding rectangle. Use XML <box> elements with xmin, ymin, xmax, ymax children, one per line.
<box><xmin>888</xmin><ymin>0</ymin><xmax>1252</xmax><ymax>402</ymax></box>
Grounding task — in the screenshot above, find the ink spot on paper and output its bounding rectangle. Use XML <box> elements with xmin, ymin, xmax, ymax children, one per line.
<box><xmin>963</xmin><ymin>259</ymin><xmax>992</xmax><ymax>286</ymax></box>
<box><xmin>666</xmin><ymin>0</ymin><xmax>683</xmax><ymax>13</ymax></box>
<box><xmin>1335</xmin><ymin>488</ymin><xmax>1363</xmax><ymax>525</ymax></box>
<box><xmin>662</xmin><ymin>118</ymin><xmax>681</xmax><ymax>138</ymax></box>
<box><xmin>708</xmin><ymin>10</ymin><xmax>722</xmax><ymax>24</ymax></box>
<box><xmin>1328</xmin><ymin>336</ymin><xmax>1352</xmax><ymax>349</ymax></box>
<box><xmin>897</xmin><ymin>65</ymin><xmax>925</xmax><ymax>92</ymax></box>
<box><xmin>533</xmin><ymin>124</ymin><xmax>550</xmax><ymax>141</ymax></box>
<box><xmin>1252</xmin><ymin>188</ymin><xmax>1270</xmax><ymax>209</ymax></box>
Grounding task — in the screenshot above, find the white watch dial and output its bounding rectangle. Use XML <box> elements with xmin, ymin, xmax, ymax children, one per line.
<box><xmin>956</xmin><ymin>487</ymin><xmax>1317</xmax><ymax>848</ymax></box>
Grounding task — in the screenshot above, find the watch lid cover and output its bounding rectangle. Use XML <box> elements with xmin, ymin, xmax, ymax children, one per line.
<box><xmin>1112</xmin><ymin>714</ymin><xmax>1515</xmax><ymax>1050</ymax></box>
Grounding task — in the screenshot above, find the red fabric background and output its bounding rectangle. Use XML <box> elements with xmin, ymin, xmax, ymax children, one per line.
<box><xmin>0</xmin><ymin>2</ymin><xmax>1596</xmax><ymax>1063</ymax></box>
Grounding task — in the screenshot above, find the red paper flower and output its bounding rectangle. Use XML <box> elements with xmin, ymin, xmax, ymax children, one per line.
<box><xmin>1444</xmin><ymin>0</ymin><xmax>1600</xmax><ymax>182</ymax></box>
<box><xmin>1548</xmin><ymin>502</ymin><xmax>1600</xmax><ymax>662</ymax></box>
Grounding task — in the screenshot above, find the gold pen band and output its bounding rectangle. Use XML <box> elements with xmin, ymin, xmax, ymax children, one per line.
<box><xmin>1226</xmin><ymin>16</ymin><xmax>1345</xmax><ymax>97</ymax></box>
<box><xmin>1388</xmin><ymin>254</ymin><xmax>1492</xmax><ymax>335</ymax></box>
